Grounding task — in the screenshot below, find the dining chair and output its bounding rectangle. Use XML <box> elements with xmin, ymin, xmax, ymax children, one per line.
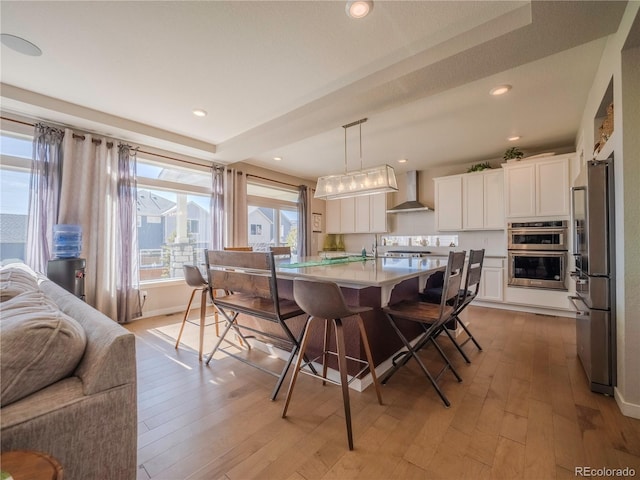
<box><xmin>381</xmin><ymin>250</ymin><xmax>466</xmax><ymax>407</ymax></box>
<box><xmin>270</xmin><ymin>246</ymin><xmax>291</xmax><ymax>256</ymax></box>
<box><xmin>223</xmin><ymin>246</ymin><xmax>253</xmax><ymax>251</ymax></box>
<box><xmin>175</xmin><ymin>265</ymin><xmax>218</xmax><ymax>361</ymax></box>
<box><xmin>420</xmin><ymin>249</ymin><xmax>485</xmax><ymax>363</ymax></box>
<box><xmin>204</xmin><ymin>250</ymin><xmax>311</xmax><ymax>400</ymax></box>
<box><xmin>282</xmin><ymin>277</ymin><xmax>383</xmax><ymax>450</ymax></box>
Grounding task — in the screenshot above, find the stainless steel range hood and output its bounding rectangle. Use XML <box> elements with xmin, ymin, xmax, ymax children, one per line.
<box><xmin>386</xmin><ymin>170</ymin><xmax>433</xmax><ymax>213</ymax></box>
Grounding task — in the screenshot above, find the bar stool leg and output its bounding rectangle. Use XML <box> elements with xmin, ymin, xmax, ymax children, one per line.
<box><xmin>198</xmin><ymin>288</ymin><xmax>207</xmax><ymax>361</ymax></box>
<box><xmin>175</xmin><ymin>288</ymin><xmax>198</xmax><ymax>351</ymax></box>
<box><xmin>211</xmin><ymin>288</ymin><xmax>220</xmax><ymax>337</ymax></box>
<box><xmin>333</xmin><ymin>318</ymin><xmax>353</xmax><ymax>450</ymax></box>
<box><xmin>356</xmin><ymin>316</ymin><xmax>383</xmax><ymax>405</ymax></box>
<box><xmin>322</xmin><ymin>318</ymin><xmax>331</xmax><ymax>385</ymax></box>
<box><xmin>282</xmin><ymin>315</ymin><xmax>314</xmax><ymax>418</ymax></box>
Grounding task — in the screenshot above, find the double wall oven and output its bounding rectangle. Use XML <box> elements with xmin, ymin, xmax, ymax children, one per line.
<box><xmin>507</xmin><ymin>221</ymin><xmax>568</xmax><ymax>290</ymax></box>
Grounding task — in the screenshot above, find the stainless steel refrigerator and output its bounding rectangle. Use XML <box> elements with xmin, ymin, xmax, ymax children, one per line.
<box><xmin>570</xmin><ymin>156</ymin><xmax>615</xmax><ymax>395</ymax></box>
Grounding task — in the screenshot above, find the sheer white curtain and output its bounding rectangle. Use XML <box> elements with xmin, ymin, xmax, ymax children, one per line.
<box><xmin>210</xmin><ymin>166</ymin><xmax>224</xmax><ymax>251</ymax></box>
<box><xmin>58</xmin><ymin>131</ymin><xmax>117</xmax><ymax>319</ymax></box>
<box><xmin>116</xmin><ymin>144</ymin><xmax>142</xmax><ymax>323</ymax></box>
<box><xmin>223</xmin><ymin>167</ymin><xmax>247</xmax><ymax>247</ymax></box>
<box><xmin>25</xmin><ymin>124</ymin><xmax>64</xmax><ymax>274</ymax></box>
<box><xmin>297</xmin><ymin>185</ymin><xmax>312</xmax><ymax>257</ymax></box>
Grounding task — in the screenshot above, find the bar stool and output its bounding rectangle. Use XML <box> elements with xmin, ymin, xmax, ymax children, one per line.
<box><xmin>420</xmin><ymin>249</ymin><xmax>485</xmax><ymax>363</ymax></box>
<box><xmin>175</xmin><ymin>265</ymin><xmax>216</xmax><ymax>361</ymax></box>
<box><xmin>381</xmin><ymin>251</ymin><xmax>466</xmax><ymax>407</ymax></box>
<box><xmin>282</xmin><ymin>278</ymin><xmax>383</xmax><ymax>450</ymax></box>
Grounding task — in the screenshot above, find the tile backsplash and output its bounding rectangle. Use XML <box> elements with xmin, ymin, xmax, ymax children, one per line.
<box><xmin>380</xmin><ymin>235</ymin><xmax>458</xmax><ymax>248</ymax></box>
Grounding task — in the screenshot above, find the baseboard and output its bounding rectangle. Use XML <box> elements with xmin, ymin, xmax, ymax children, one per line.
<box><xmin>137</xmin><ymin>306</ymin><xmax>184</xmax><ymax>320</ymax></box>
<box><xmin>472</xmin><ymin>300</ymin><xmax>575</xmax><ymax>318</ymax></box>
<box><xmin>614</xmin><ymin>387</ymin><xmax>640</xmax><ymax>419</ymax></box>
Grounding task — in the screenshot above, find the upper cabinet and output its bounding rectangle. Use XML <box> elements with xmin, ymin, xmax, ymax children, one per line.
<box><xmin>434</xmin><ymin>175</ymin><xmax>463</xmax><ymax>231</ymax></box>
<box><xmin>325</xmin><ymin>198</ymin><xmax>341</xmax><ymax>233</ymax></box>
<box><xmin>463</xmin><ymin>169</ymin><xmax>504</xmax><ymax>230</ymax></box>
<box><xmin>434</xmin><ymin>169</ymin><xmax>504</xmax><ymax>231</ymax></box>
<box><xmin>503</xmin><ymin>154</ymin><xmax>571</xmax><ymax>218</ymax></box>
<box><xmin>325</xmin><ymin>194</ymin><xmax>388</xmax><ymax>234</ymax></box>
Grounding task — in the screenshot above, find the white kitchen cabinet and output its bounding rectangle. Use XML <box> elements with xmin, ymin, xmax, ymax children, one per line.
<box><xmin>436</xmin><ymin>169</ymin><xmax>504</xmax><ymax>231</ymax></box>
<box><xmin>536</xmin><ymin>158</ymin><xmax>570</xmax><ymax>216</ymax></box>
<box><xmin>354</xmin><ymin>196</ymin><xmax>370</xmax><ymax>232</ymax></box>
<box><xmin>462</xmin><ymin>170</ymin><xmax>505</xmax><ymax>230</ymax></box>
<box><xmin>324</xmin><ymin>194</ymin><xmax>388</xmax><ymax>234</ymax></box>
<box><xmin>434</xmin><ymin>175</ymin><xmax>463</xmax><ymax>231</ymax></box>
<box><xmin>503</xmin><ymin>155</ymin><xmax>571</xmax><ymax>218</ymax></box>
<box><xmin>463</xmin><ymin>174</ymin><xmax>484</xmax><ymax>229</ymax></box>
<box><xmin>340</xmin><ymin>197</ymin><xmax>356</xmax><ymax>233</ymax></box>
<box><xmin>476</xmin><ymin>258</ymin><xmax>504</xmax><ymax>302</ymax></box>
<box><xmin>369</xmin><ymin>193</ymin><xmax>388</xmax><ymax>233</ymax></box>
<box><xmin>325</xmin><ymin>199</ymin><xmax>341</xmax><ymax>233</ymax></box>
<box><xmin>483</xmin><ymin>170</ymin><xmax>505</xmax><ymax>229</ymax></box>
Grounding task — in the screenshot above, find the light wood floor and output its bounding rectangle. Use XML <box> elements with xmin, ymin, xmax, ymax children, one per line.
<box><xmin>127</xmin><ymin>305</ymin><xmax>640</xmax><ymax>480</ymax></box>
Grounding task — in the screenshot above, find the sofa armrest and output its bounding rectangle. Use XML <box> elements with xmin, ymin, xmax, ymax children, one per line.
<box><xmin>38</xmin><ymin>280</ymin><xmax>136</xmax><ymax>396</ymax></box>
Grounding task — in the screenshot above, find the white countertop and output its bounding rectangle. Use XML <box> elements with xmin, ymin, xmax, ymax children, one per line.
<box><xmin>276</xmin><ymin>256</ymin><xmax>446</xmax><ymax>289</ymax></box>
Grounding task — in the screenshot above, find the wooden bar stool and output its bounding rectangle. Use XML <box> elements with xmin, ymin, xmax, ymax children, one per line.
<box><xmin>282</xmin><ymin>278</ymin><xmax>383</xmax><ymax>450</ymax></box>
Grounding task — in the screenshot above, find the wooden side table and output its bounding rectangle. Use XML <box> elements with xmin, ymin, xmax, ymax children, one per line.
<box><xmin>1</xmin><ymin>450</ymin><xmax>63</xmax><ymax>480</ymax></box>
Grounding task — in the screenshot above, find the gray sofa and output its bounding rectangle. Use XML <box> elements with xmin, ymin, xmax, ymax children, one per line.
<box><xmin>1</xmin><ymin>264</ymin><xmax>137</xmax><ymax>480</ymax></box>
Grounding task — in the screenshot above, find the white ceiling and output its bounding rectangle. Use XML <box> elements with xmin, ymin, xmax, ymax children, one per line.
<box><xmin>0</xmin><ymin>1</ymin><xmax>627</xmax><ymax>180</ymax></box>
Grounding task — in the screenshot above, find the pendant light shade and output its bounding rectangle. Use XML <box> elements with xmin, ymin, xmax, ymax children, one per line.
<box><xmin>315</xmin><ymin>164</ymin><xmax>398</xmax><ymax>200</ymax></box>
<box><xmin>315</xmin><ymin>118</ymin><xmax>398</xmax><ymax>200</ymax></box>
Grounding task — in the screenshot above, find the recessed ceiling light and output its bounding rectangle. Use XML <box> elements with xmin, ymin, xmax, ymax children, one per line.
<box><xmin>273</xmin><ymin>157</ymin><xmax>282</xmax><ymax>161</ymax></box>
<box><xmin>490</xmin><ymin>85</ymin><xmax>512</xmax><ymax>96</ymax></box>
<box><xmin>398</xmin><ymin>158</ymin><xmax>408</xmax><ymax>163</ymax></box>
<box><xmin>346</xmin><ymin>0</ymin><xmax>373</xmax><ymax>19</ymax></box>
<box><xmin>192</xmin><ymin>109</ymin><xmax>207</xmax><ymax>117</ymax></box>
<box><xmin>507</xmin><ymin>135</ymin><xmax>521</xmax><ymax>141</ymax></box>
<box><xmin>0</xmin><ymin>34</ymin><xmax>42</xmax><ymax>56</ymax></box>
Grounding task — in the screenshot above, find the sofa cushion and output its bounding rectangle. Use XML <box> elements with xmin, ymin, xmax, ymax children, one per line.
<box><xmin>0</xmin><ymin>265</ymin><xmax>40</xmax><ymax>302</ymax></box>
<box><xmin>1</xmin><ymin>291</ymin><xmax>87</xmax><ymax>407</ymax></box>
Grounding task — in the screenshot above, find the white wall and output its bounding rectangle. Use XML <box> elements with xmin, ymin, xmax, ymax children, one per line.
<box><xmin>574</xmin><ymin>2</ymin><xmax>640</xmax><ymax>418</ymax></box>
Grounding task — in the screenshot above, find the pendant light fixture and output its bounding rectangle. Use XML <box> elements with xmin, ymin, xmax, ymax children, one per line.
<box><xmin>315</xmin><ymin>118</ymin><xmax>398</xmax><ymax>200</ymax></box>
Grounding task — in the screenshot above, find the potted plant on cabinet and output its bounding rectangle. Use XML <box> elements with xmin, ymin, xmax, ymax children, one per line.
<box><xmin>503</xmin><ymin>147</ymin><xmax>524</xmax><ymax>162</ymax></box>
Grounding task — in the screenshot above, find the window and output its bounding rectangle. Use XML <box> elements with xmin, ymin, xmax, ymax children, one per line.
<box><xmin>0</xmin><ymin>131</ymin><xmax>32</xmax><ymax>262</ymax></box>
<box><xmin>188</xmin><ymin>219</ymin><xmax>199</xmax><ymax>234</ymax></box>
<box><xmin>136</xmin><ymin>157</ymin><xmax>212</xmax><ymax>282</ymax></box>
<box><xmin>247</xmin><ymin>181</ymin><xmax>298</xmax><ymax>253</ymax></box>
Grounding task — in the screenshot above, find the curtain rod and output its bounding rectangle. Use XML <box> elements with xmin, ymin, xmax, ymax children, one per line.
<box><xmin>247</xmin><ymin>173</ymin><xmax>315</xmax><ymax>191</ymax></box>
<box><xmin>2</xmin><ymin>115</ymin><xmax>220</xmax><ymax>170</ymax></box>
<box><xmin>1</xmin><ymin>116</ymin><xmax>33</xmax><ymax>128</ymax></box>
<box><xmin>72</xmin><ymin>132</ymin><xmax>113</xmax><ymax>148</ymax></box>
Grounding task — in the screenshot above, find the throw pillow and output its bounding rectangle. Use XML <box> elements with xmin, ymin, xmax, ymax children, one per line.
<box><xmin>0</xmin><ymin>291</ymin><xmax>87</xmax><ymax>407</ymax></box>
<box><xmin>0</xmin><ymin>266</ymin><xmax>40</xmax><ymax>302</ymax></box>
